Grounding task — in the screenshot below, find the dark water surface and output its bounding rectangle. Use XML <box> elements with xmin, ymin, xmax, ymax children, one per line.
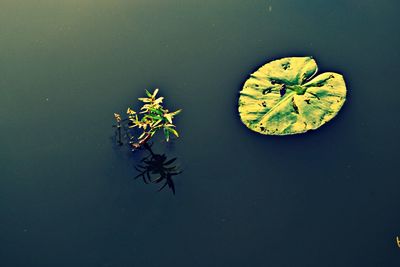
<box><xmin>1</xmin><ymin>0</ymin><xmax>400</xmax><ymax>266</ymax></box>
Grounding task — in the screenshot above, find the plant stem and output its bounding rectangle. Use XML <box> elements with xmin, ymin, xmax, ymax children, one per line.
<box><xmin>131</xmin><ymin>132</ymin><xmax>152</xmax><ymax>150</ymax></box>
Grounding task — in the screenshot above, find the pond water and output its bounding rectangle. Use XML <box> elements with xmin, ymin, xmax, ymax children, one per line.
<box><xmin>1</xmin><ymin>0</ymin><xmax>400</xmax><ymax>266</ymax></box>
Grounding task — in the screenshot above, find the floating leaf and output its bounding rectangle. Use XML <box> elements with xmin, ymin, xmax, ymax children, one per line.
<box><xmin>238</xmin><ymin>56</ymin><xmax>347</xmax><ymax>135</ymax></box>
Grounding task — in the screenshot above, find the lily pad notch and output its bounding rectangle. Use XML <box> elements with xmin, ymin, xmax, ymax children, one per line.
<box><xmin>238</xmin><ymin>56</ymin><xmax>347</xmax><ymax>135</ymax></box>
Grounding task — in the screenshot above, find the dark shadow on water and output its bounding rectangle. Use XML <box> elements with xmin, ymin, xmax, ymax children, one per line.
<box><xmin>134</xmin><ymin>143</ymin><xmax>181</xmax><ymax>195</ymax></box>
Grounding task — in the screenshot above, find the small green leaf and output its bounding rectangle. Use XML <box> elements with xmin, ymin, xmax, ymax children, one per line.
<box><xmin>148</xmin><ymin>107</ymin><xmax>163</xmax><ymax>115</ymax></box>
<box><xmin>238</xmin><ymin>56</ymin><xmax>346</xmax><ymax>135</ymax></box>
<box><xmin>144</xmin><ymin>114</ymin><xmax>163</xmax><ymax>121</ymax></box>
<box><xmin>164</xmin><ymin>128</ymin><xmax>170</xmax><ymax>142</ymax></box>
<box><xmin>145</xmin><ymin>89</ymin><xmax>152</xmax><ymax>97</ymax></box>
<box><xmin>168</xmin><ymin>128</ymin><xmax>179</xmax><ymax>137</ymax></box>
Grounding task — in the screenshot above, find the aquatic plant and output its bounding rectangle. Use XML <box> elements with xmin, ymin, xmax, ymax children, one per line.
<box><xmin>238</xmin><ymin>56</ymin><xmax>347</xmax><ymax>135</ymax></box>
<box><xmin>114</xmin><ymin>89</ymin><xmax>181</xmax><ymax>149</ymax></box>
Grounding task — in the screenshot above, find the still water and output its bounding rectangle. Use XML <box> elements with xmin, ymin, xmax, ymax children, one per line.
<box><xmin>1</xmin><ymin>0</ymin><xmax>400</xmax><ymax>266</ymax></box>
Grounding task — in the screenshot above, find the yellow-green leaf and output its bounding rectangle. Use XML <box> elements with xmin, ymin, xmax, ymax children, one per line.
<box><xmin>127</xmin><ymin>108</ymin><xmax>136</xmax><ymax>115</ymax></box>
<box><xmin>164</xmin><ymin>114</ymin><xmax>173</xmax><ymax>123</ymax></box>
<box><xmin>238</xmin><ymin>57</ymin><xmax>347</xmax><ymax>135</ymax></box>
<box><xmin>154</xmin><ymin>97</ymin><xmax>164</xmax><ymax>105</ymax></box>
<box><xmin>138</xmin><ymin>97</ymin><xmax>151</xmax><ymax>103</ymax></box>
<box><xmin>152</xmin><ymin>88</ymin><xmax>159</xmax><ymax>98</ymax></box>
<box><xmin>168</xmin><ymin>128</ymin><xmax>179</xmax><ymax>137</ymax></box>
<box><xmin>169</xmin><ymin>109</ymin><xmax>182</xmax><ymax>116</ymax></box>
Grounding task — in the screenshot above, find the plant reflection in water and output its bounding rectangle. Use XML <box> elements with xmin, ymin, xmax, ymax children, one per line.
<box><xmin>134</xmin><ymin>143</ymin><xmax>181</xmax><ymax>194</ymax></box>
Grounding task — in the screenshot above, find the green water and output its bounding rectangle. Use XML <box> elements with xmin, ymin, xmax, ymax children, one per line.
<box><xmin>1</xmin><ymin>0</ymin><xmax>400</xmax><ymax>266</ymax></box>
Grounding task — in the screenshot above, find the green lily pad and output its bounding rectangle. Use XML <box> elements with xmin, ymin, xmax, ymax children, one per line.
<box><xmin>238</xmin><ymin>56</ymin><xmax>347</xmax><ymax>135</ymax></box>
